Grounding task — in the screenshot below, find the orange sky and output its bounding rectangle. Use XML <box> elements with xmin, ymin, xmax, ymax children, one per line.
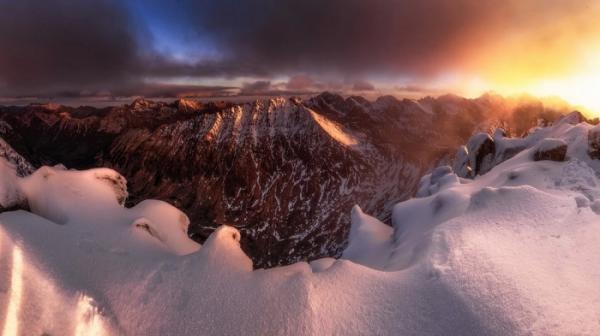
<box><xmin>2</xmin><ymin>0</ymin><xmax>600</xmax><ymax>114</ymax></box>
<box><xmin>440</xmin><ymin>1</ymin><xmax>600</xmax><ymax>116</ymax></box>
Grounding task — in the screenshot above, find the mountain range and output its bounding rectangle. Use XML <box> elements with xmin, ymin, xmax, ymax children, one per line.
<box><xmin>0</xmin><ymin>92</ymin><xmax>574</xmax><ymax>267</ymax></box>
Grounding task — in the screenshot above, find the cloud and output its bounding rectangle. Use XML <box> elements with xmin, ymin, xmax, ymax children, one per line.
<box><xmin>2</xmin><ymin>0</ymin><xmax>599</xmax><ymax>99</ymax></box>
<box><xmin>352</xmin><ymin>81</ymin><xmax>375</xmax><ymax>91</ymax></box>
<box><xmin>153</xmin><ymin>0</ymin><xmax>600</xmax><ymax>102</ymax></box>
<box><xmin>182</xmin><ymin>0</ymin><xmax>597</xmax><ymax>77</ymax></box>
<box><xmin>113</xmin><ymin>83</ymin><xmax>237</xmax><ymax>98</ymax></box>
<box><xmin>286</xmin><ymin>75</ymin><xmax>317</xmax><ymax>91</ymax></box>
<box><xmin>239</xmin><ymin>81</ymin><xmax>273</xmax><ymax>95</ymax></box>
<box><xmin>238</xmin><ymin>79</ymin><xmax>322</xmax><ymax>97</ymax></box>
<box><xmin>0</xmin><ymin>0</ymin><xmax>245</xmax><ymax>98</ymax></box>
<box><xmin>0</xmin><ymin>0</ymin><xmax>145</xmax><ymax>96</ymax></box>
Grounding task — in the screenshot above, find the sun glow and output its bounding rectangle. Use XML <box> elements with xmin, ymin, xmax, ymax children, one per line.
<box><xmin>525</xmin><ymin>73</ymin><xmax>600</xmax><ymax>118</ymax></box>
<box><xmin>449</xmin><ymin>50</ymin><xmax>600</xmax><ymax>118</ymax></box>
<box><xmin>486</xmin><ymin>49</ymin><xmax>600</xmax><ymax>117</ymax></box>
<box><xmin>449</xmin><ymin>3</ymin><xmax>600</xmax><ymax>118</ymax></box>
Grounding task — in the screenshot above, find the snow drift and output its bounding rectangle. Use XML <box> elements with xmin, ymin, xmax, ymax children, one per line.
<box><xmin>1</xmin><ymin>114</ymin><xmax>600</xmax><ymax>335</ymax></box>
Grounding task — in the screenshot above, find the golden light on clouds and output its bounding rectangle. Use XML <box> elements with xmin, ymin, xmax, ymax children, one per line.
<box><xmin>453</xmin><ymin>1</ymin><xmax>600</xmax><ymax>116</ymax></box>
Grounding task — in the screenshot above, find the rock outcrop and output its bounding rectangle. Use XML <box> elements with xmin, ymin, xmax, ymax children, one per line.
<box><xmin>533</xmin><ymin>138</ymin><xmax>568</xmax><ymax>162</ymax></box>
<box><xmin>589</xmin><ymin>125</ymin><xmax>600</xmax><ymax>160</ymax></box>
<box><xmin>467</xmin><ymin>133</ymin><xmax>496</xmax><ymax>177</ymax></box>
<box><xmin>454</xmin><ymin>133</ymin><xmax>498</xmax><ymax>179</ymax></box>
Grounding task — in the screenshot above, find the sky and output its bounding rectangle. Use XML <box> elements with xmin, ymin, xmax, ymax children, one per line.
<box><xmin>1</xmin><ymin>0</ymin><xmax>600</xmax><ymax>112</ymax></box>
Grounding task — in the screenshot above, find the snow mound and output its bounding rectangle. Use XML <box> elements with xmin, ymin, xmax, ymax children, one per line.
<box><xmin>0</xmin><ymin>117</ymin><xmax>600</xmax><ymax>334</ymax></box>
<box><xmin>346</xmin><ymin>117</ymin><xmax>600</xmax><ymax>334</ymax></box>
<box><xmin>342</xmin><ymin>205</ymin><xmax>392</xmax><ymax>269</ymax></box>
<box><xmin>416</xmin><ymin>165</ymin><xmax>460</xmax><ymax>197</ymax></box>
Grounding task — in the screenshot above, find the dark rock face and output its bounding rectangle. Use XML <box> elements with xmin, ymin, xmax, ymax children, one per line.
<box><xmin>0</xmin><ymin>94</ymin><xmax>568</xmax><ymax>267</ymax></box>
<box><xmin>0</xmin><ymin>136</ymin><xmax>35</xmax><ymax>176</ymax></box>
<box><xmin>0</xmin><ymin>138</ymin><xmax>32</xmax><ymax>211</ymax></box>
<box><xmin>455</xmin><ymin>133</ymin><xmax>497</xmax><ymax>179</ymax></box>
<box><xmin>589</xmin><ymin>125</ymin><xmax>600</xmax><ymax>160</ymax></box>
<box><xmin>497</xmin><ymin>144</ymin><xmax>528</xmax><ymax>164</ymax></box>
<box><xmin>533</xmin><ymin>139</ymin><xmax>568</xmax><ymax>162</ymax></box>
<box><xmin>468</xmin><ymin>133</ymin><xmax>496</xmax><ymax>177</ymax></box>
<box><xmin>0</xmin><ymin>200</ymin><xmax>29</xmax><ymax>213</ymax></box>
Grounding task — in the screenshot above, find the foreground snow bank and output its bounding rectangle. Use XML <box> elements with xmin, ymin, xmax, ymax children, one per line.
<box><xmin>345</xmin><ymin>117</ymin><xmax>600</xmax><ymax>334</ymax></box>
<box><xmin>0</xmin><ymin>116</ymin><xmax>599</xmax><ymax>335</ymax></box>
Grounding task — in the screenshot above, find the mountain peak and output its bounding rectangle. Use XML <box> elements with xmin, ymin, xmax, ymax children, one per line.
<box><xmin>175</xmin><ymin>98</ymin><xmax>201</xmax><ymax>112</ymax></box>
<box><xmin>129</xmin><ymin>97</ymin><xmax>155</xmax><ymax>110</ymax></box>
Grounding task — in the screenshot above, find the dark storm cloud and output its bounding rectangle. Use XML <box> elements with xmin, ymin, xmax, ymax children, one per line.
<box><xmin>172</xmin><ymin>0</ymin><xmax>592</xmax><ymax>77</ymax></box>
<box><xmin>140</xmin><ymin>54</ymin><xmax>272</xmax><ymax>80</ymax></box>
<box><xmin>0</xmin><ymin>0</ymin><xmax>146</xmax><ymax>96</ymax></box>
<box><xmin>0</xmin><ymin>0</ymin><xmax>592</xmax><ymax>98</ymax></box>
<box><xmin>180</xmin><ymin>0</ymin><xmax>505</xmax><ymax>76</ymax></box>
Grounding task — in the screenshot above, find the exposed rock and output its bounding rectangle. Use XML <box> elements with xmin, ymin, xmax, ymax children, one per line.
<box><xmin>492</xmin><ymin>130</ymin><xmax>528</xmax><ymax>164</ymax></box>
<box><xmin>467</xmin><ymin>133</ymin><xmax>496</xmax><ymax>177</ymax></box>
<box><xmin>0</xmin><ymin>157</ymin><xmax>28</xmax><ymax>212</ymax></box>
<box><xmin>0</xmin><ymin>136</ymin><xmax>34</xmax><ymax>214</ymax></box>
<box><xmin>0</xmin><ymin>138</ymin><xmax>35</xmax><ymax>176</ymax></box>
<box><xmin>588</xmin><ymin>125</ymin><xmax>600</xmax><ymax>160</ymax></box>
<box><xmin>533</xmin><ymin>138</ymin><xmax>568</xmax><ymax>162</ymax></box>
<box><xmin>175</xmin><ymin>98</ymin><xmax>201</xmax><ymax>112</ymax></box>
<box><xmin>496</xmin><ymin>142</ymin><xmax>527</xmax><ymax>164</ymax></box>
<box><xmin>129</xmin><ymin>97</ymin><xmax>156</xmax><ymax>110</ymax></box>
<box><xmin>94</xmin><ymin>170</ymin><xmax>128</xmax><ymax>205</ymax></box>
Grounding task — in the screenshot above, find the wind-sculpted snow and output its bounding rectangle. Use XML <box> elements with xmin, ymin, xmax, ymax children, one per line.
<box><xmin>1</xmin><ymin>117</ymin><xmax>599</xmax><ymax>334</ymax></box>
<box><xmin>0</xmin><ymin>93</ymin><xmax>570</xmax><ymax>267</ymax></box>
<box><xmin>0</xmin><ymin>160</ymin><xmax>436</xmax><ymax>335</ymax></box>
<box><xmin>0</xmin><ymin>161</ymin><xmax>477</xmax><ymax>335</ymax></box>
<box><xmin>344</xmin><ymin>118</ymin><xmax>600</xmax><ymax>334</ymax></box>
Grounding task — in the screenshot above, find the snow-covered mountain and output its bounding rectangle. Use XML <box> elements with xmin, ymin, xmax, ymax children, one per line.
<box><xmin>0</xmin><ymin>109</ymin><xmax>598</xmax><ymax>335</ymax></box>
<box><xmin>0</xmin><ymin>93</ymin><xmax>571</xmax><ymax>267</ymax></box>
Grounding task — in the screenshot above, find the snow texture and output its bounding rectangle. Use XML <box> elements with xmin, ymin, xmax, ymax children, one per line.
<box><xmin>1</xmin><ymin>119</ymin><xmax>600</xmax><ymax>335</ymax></box>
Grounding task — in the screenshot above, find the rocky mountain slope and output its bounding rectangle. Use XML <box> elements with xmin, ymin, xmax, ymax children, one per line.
<box><xmin>0</xmin><ymin>93</ymin><xmax>573</xmax><ymax>267</ymax></box>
